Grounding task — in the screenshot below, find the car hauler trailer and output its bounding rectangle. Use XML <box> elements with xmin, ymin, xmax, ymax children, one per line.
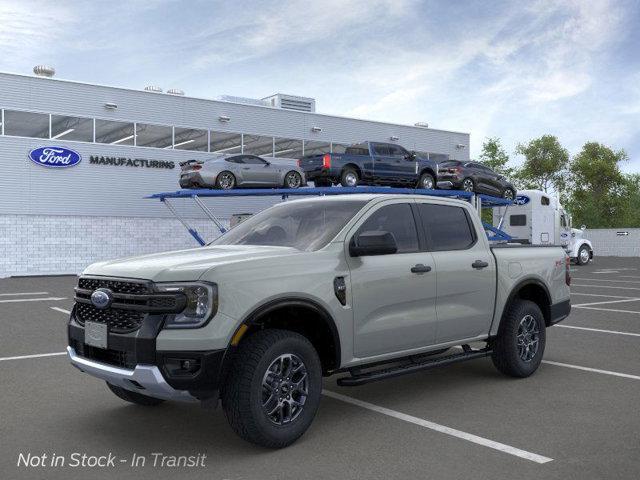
<box><xmin>492</xmin><ymin>189</ymin><xmax>593</xmax><ymax>265</ymax></box>
<box><xmin>146</xmin><ymin>186</ymin><xmax>514</xmax><ymax>245</ymax></box>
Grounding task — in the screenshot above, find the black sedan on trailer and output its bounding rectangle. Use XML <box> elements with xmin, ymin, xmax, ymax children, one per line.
<box><xmin>436</xmin><ymin>160</ymin><xmax>516</xmax><ymax>199</ymax></box>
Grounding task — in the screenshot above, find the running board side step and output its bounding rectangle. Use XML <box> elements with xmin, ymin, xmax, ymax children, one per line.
<box><xmin>337</xmin><ymin>346</ymin><xmax>492</xmax><ymax>387</ymax></box>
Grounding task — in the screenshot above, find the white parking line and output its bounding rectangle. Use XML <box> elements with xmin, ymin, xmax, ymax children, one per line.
<box><xmin>572</xmin><ymin>298</ymin><xmax>640</xmax><ymax>307</ymax></box>
<box><xmin>322</xmin><ymin>389</ymin><xmax>553</xmax><ymax>464</ymax></box>
<box><xmin>51</xmin><ymin>307</ymin><xmax>71</xmax><ymax>315</ymax></box>
<box><xmin>0</xmin><ymin>297</ymin><xmax>67</xmax><ymax>304</ymax></box>
<box><xmin>542</xmin><ymin>361</ymin><xmax>640</xmax><ymax>380</ymax></box>
<box><xmin>0</xmin><ymin>352</ymin><xmax>66</xmax><ymax>362</ymax></box>
<box><xmin>555</xmin><ymin>325</ymin><xmax>640</xmax><ymax>337</ymax></box>
<box><xmin>572</xmin><ymin>277</ymin><xmax>640</xmax><ymax>285</ymax></box>
<box><xmin>572</xmin><ymin>284</ymin><xmax>640</xmax><ymax>291</ymax></box>
<box><xmin>0</xmin><ymin>292</ymin><xmax>49</xmax><ymax>296</ymax></box>
<box><xmin>570</xmin><ymin>293</ymin><xmax>638</xmax><ymax>299</ymax></box>
<box><xmin>572</xmin><ymin>306</ymin><xmax>640</xmax><ymax>314</ymax></box>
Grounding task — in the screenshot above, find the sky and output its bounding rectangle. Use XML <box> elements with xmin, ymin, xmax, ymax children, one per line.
<box><xmin>1</xmin><ymin>0</ymin><xmax>639</xmax><ymax>171</ymax></box>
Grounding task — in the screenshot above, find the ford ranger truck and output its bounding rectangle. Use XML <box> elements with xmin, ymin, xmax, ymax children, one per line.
<box><xmin>67</xmin><ymin>194</ymin><xmax>571</xmax><ymax>448</ymax></box>
<box><xmin>298</xmin><ymin>142</ymin><xmax>439</xmax><ymax>189</ymax></box>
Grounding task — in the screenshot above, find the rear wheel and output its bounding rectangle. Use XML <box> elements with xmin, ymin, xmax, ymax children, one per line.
<box><xmin>340</xmin><ymin>168</ymin><xmax>359</xmax><ymax>187</ymax></box>
<box><xmin>576</xmin><ymin>245</ymin><xmax>591</xmax><ymax>265</ymax></box>
<box><xmin>502</xmin><ymin>188</ymin><xmax>515</xmax><ymax>200</ymax></box>
<box><xmin>491</xmin><ymin>299</ymin><xmax>546</xmax><ymax>378</ymax></box>
<box><xmin>106</xmin><ymin>382</ymin><xmax>165</xmax><ymax>406</ymax></box>
<box><xmin>417</xmin><ymin>172</ymin><xmax>435</xmax><ymax>189</ymax></box>
<box><xmin>461</xmin><ymin>178</ymin><xmax>475</xmax><ymax>192</ymax></box>
<box><xmin>221</xmin><ymin>329</ymin><xmax>322</xmax><ymax>448</ymax></box>
<box><xmin>284</xmin><ymin>171</ymin><xmax>303</xmax><ymax>189</ymax></box>
<box><xmin>216</xmin><ymin>171</ymin><xmax>236</xmax><ymax>190</ymax></box>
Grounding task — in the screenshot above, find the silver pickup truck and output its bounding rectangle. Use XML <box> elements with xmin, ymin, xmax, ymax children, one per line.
<box><xmin>67</xmin><ymin>194</ymin><xmax>571</xmax><ymax>448</ymax></box>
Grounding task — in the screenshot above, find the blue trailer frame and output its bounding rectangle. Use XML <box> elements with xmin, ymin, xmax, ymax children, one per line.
<box><xmin>146</xmin><ymin>187</ymin><xmax>513</xmax><ymax>246</ymax></box>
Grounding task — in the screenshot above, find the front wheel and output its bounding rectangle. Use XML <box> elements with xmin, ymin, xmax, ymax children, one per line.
<box><xmin>221</xmin><ymin>329</ymin><xmax>322</xmax><ymax>448</ymax></box>
<box><xmin>417</xmin><ymin>172</ymin><xmax>435</xmax><ymax>189</ymax></box>
<box><xmin>576</xmin><ymin>245</ymin><xmax>591</xmax><ymax>265</ymax></box>
<box><xmin>284</xmin><ymin>171</ymin><xmax>303</xmax><ymax>189</ymax></box>
<box><xmin>491</xmin><ymin>299</ymin><xmax>546</xmax><ymax>378</ymax></box>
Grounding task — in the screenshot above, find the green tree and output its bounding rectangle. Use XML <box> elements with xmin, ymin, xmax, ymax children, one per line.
<box><xmin>515</xmin><ymin>135</ymin><xmax>569</xmax><ymax>193</ymax></box>
<box><xmin>479</xmin><ymin>137</ymin><xmax>514</xmax><ymax>177</ymax></box>
<box><xmin>566</xmin><ymin>142</ymin><xmax>628</xmax><ymax>228</ymax></box>
<box><xmin>619</xmin><ymin>174</ymin><xmax>640</xmax><ymax>228</ymax></box>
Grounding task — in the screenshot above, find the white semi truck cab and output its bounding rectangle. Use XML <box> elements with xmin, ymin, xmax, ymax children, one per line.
<box><xmin>493</xmin><ymin>189</ymin><xmax>594</xmax><ymax>265</ymax></box>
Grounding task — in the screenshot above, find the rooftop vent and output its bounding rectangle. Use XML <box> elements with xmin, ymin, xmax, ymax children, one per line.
<box><xmin>262</xmin><ymin>94</ymin><xmax>316</xmax><ymax>113</ymax></box>
<box><xmin>414</xmin><ymin>122</ymin><xmax>429</xmax><ymax>128</ymax></box>
<box><xmin>33</xmin><ymin>65</ymin><xmax>55</xmax><ymax>78</ymax></box>
<box><xmin>144</xmin><ymin>85</ymin><xmax>163</xmax><ymax>93</ymax></box>
<box><xmin>217</xmin><ymin>95</ymin><xmax>270</xmax><ymax>107</ymax></box>
<box><xmin>167</xmin><ymin>88</ymin><xmax>185</xmax><ymax>96</ymax></box>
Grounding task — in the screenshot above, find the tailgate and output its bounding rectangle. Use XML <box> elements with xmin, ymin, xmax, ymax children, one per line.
<box><xmin>298</xmin><ymin>154</ymin><xmax>330</xmax><ymax>172</ymax></box>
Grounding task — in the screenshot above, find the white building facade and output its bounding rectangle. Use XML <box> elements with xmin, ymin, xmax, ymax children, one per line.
<box><xmin>0</xmin><ymin>71</ymin><xmax>470</xmax><ymax>276</ymax></box>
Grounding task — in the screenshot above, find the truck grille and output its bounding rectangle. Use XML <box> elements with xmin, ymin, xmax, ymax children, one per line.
<box><xmin>74</xmin><ymin>277</ymin><xmax>184</xmax><ymax>334</ymax></box>
<box><xmin>75</xmin><ymin>303</ymin><xmax>144</xmax><ymax>334</ymax></box>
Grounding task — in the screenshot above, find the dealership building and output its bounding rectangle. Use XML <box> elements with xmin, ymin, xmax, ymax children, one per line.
<box><xmin>0</xmin><ymin>68</ymin><xmax>470</xmax><ymax>276</ymax></box>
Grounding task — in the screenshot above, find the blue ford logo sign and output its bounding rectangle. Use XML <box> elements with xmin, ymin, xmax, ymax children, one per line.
<box><xmin>91</xmin><ymin>288</ymin><xmax>113</xmax><ymax>309</ymax></box>
<box><xmin>514</xmin><ymin>195</ymin><xmax>530</xmax><ymax>206</ymax></box>
<box><xmin>28</xmin><ymin>146</ymin><xmax>82</xmax><ymax>168</ymax></box>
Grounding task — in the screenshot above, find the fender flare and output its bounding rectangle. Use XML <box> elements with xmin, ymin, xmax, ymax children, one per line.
<box><xmin>496</xmin><ymin>277</ymin><xmax>552</xmax><ymax>330</ymax></box>
<box><xmin>237</xmin><ymin>297</ymin><xmax>342</xmax><ymax>369</ymax></box>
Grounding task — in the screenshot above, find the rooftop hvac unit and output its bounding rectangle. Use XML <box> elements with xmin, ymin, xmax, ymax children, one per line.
<box><xmin>167</xmin><ymin>88</ymin><xmax>185</xmax><ymax>96</ymax></box>
<box><xmin>262</xmin><ymin>93</ymin><xmax>316</xmax><ymax>113</ymax></box>
<box><xmin>144</xmin><ymin>85</ymin><xmax>163</xmax><ymax>93</ymax></box>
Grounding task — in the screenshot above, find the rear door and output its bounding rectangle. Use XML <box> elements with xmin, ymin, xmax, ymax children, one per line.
<box><xmin>415</xmin><ymin>201</ymin><xmax>496</xmax><ymax>343</ymax></box>
<box><xmin>346</xmin><ymin>201</ymin><xmax>438</xmax><ymax>357</ymax></box>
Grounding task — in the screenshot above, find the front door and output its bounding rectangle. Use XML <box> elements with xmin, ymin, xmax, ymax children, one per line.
<box><xmin>347</xmin><ymin>201</ymin><xmax>438</xmax><ymax>358</ymax></box>
<box><xmin>242</xmin><ymin>155</ymin><xmax>279</xmax><ymax>185</ymax></box>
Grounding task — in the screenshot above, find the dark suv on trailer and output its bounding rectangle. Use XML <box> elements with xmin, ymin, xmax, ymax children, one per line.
<box><xmin>437</xmin><ymin>160</ymin><xmax>516</xmax><ymax>199</ymax></box>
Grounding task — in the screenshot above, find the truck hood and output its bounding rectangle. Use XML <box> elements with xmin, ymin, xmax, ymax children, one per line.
<box><xmin>82</xmin><ymin>245</ymin><xmax>300</xmax><ymax>282</ymax></box>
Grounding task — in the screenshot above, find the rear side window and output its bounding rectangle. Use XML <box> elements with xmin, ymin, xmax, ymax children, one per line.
<box><xmin>345</xmin><ymin>144</ymin><xmax>370</xmax><ymax>156</ymax></box>
<box><xmin>356</xmin><ymin>203</ymin><xmax>419</xmax><ymax>253</ymax></box>
<box><xmin>510</xmin><ymin>214</ymin><xmax>527</xmax><ymax>226</ymax></box>
<box><xmin>417</xmin><ymin>204</ymin><xmax>476</xmax><ymax>251</ymax></box>
<box><xmin>372</xmin><ymin>144</ymin><xmax>390</xmax><ymax>156</ymax></box>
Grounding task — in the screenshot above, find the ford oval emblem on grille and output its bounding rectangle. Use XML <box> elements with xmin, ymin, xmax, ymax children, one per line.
<box><xmin>28</xmin><ymin>146</ymin><xmax>82</xmax><ymax>168</ymax></box>
<box><xmin>91</xmin><ymin>288</ymin><xmax>113</xmax><ymax>309</ymax></box>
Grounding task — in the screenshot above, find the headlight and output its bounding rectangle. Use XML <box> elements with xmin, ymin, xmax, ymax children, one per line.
<box><xmin>156</xmin><ymin>282</ymin><xmax>218</xmax><ymax>328</ymax></box>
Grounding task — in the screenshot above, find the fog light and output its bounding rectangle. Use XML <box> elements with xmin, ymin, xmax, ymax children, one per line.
<box><xmin>164</xmin><ymin>357</ymin><xmax>201</xmax><ymax>376</ymax></box>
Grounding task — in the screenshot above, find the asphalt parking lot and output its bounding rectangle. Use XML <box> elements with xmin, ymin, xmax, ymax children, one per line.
<box><xmin>1</xmin><ymin>257</ymin><xmax>639</xmax><ymax>480</ymax></box>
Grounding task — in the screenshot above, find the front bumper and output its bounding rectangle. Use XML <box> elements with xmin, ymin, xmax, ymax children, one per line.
<box><xmin>68</xmin><ymin>314</ymin><xmax>227</xmax><ymax>401</ymax></box>
<box><xmin>67</xmin><ymin>346</ymin><xmax>198</xmax><ymax>402</ymax></box>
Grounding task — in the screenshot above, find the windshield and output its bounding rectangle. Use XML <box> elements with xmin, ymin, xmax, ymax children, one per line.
<box><xmin>210</xmin><ymin>199</ymin><xmax>368</xmax><ymax>251</ymax></box>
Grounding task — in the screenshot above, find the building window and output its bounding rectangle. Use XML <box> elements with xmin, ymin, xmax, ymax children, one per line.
<box><xmin>50</xmin><ymin>114</ymin><xmax>94</xmax><ymax>142</ymax></box>
<box><xmin>243</xmin><ymin>134</ymin><xmax>274</xmax><ymax>156</ymax></box>
<box><xmin>303</xmin><ymin>140</ymin><xmax>331</xmax><ymax>156</ymax></box>
<box><xmin>173</xmin><ymin>127</ymin><xmax>208</xmax><ymax>151</ymax></box>
<box><xmin>273</xmin><ymin>137</ymin><xmax>303</xmax><ymax>159</ymax></box>
<box><xmin>135</xmin><ymin>123</ymin><xmax>173</xmax><ymax>148</ymax></box>
<box><xmin>3</xmin><ymin>110</ymin><xmax>50</xmax><ymax>139</ymax></box>
<box><xmin>331</xmin><ymin>143</ymin><xmax>349</xmax><ymax>154</ymax></box>
<box><xmin>210</xmin><ymin>131</ymin><xmax>242</xmax><ymax>154</ymax></box>
<box><xmin>95</xmin><ymin>119</ymin><xmax>135</xmax><ymax>145</ymax></box>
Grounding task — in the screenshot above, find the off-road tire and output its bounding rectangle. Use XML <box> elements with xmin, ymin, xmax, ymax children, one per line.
<box><xmin>340</xmin><ymin>168</ymin><xmax>359</xmax><ymax>187</ymax></box>
<box><xmin>491</xmin><ymin>299</ymin><xmax>546</xmax><ymax>378</ymax></box>
<box><xmin>221</xmin><ymin>329</ymin><xmax>322</xmax><ymax>448</ymax></box>
<box><xmin>106</xmin><ymin>382</ymin><xmax>165</xmax><ymax>406</ymax></box>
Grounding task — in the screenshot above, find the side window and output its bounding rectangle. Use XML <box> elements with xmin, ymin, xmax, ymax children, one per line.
<box><xmin>387</xmin><ymin>145</ymin><xmax>404</xmax><ymax>157</ymax></box>
<box><xmin>417</xmin><ymin>203</ymin><xmax>476</xmax><ymax>251</ymax></box>
<box><xmin>243</xmin><ymin>155</ymin><xmax>267</xmax><ymax>165</ymax></box>
<box><xmin>372</xmin><ymin>144</ymin><xmax>390</xmax><ymax>156</ymax></box>
<box><xmin>356</xmin><ymin>203</ymin><xmax>419</xmax><ymax>253</ymax></box>
<box><xmin>510</xmin><ymin>215</ymin><xmax>527</xmax><ymax>226</ymax></box>
<box><xmin>541</xmin><ymin>196</ymin><xmax>550</xmax><ymax>206</ymax></box>
<box><xmin>226</xmin><ymin>156</ymin><xmax>244</xmax><ymax>164</ymax></box>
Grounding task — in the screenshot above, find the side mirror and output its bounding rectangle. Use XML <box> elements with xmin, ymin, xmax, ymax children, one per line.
<box><xmin>349</xmin><ymin>230</ymin><xmax>398</xmax><ymax>257</ymax></box>
<box><xmin>264</xmin><ymin>161</ymin><xmax>271</xmax><ymax>166</ymax></box>
<box><xmin>404</xmin><ymin>152</ymin><xmax>416</xmax><ymax>160</ymax></box>
<box><xmin>581</xmin><ymin>224</ymin><xmax>586</xmax><ymax>230</ymax></box>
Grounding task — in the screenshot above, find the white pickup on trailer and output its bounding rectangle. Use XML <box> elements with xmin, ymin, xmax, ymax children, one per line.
<box><xmin>493</xmin><ymin>189</ymin><xmax>594</xmax><ymax>265</ymax></box>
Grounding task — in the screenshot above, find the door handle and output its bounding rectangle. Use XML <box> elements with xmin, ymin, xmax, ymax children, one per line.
<box><xmin>411</xmin><ymin>264</ymin><xmax>432</xmax><ymax>274</ymax></box>
<box><xmin>472</xmin><ymin>260</ymin><xmax>489</xmax><ymax>269</ymax></box>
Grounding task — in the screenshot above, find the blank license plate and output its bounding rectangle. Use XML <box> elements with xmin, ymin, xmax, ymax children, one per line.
<box><xmin>85</xmin><ymin>321</ymin><xmax>108</xmax><ymax>349</ymax></box>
